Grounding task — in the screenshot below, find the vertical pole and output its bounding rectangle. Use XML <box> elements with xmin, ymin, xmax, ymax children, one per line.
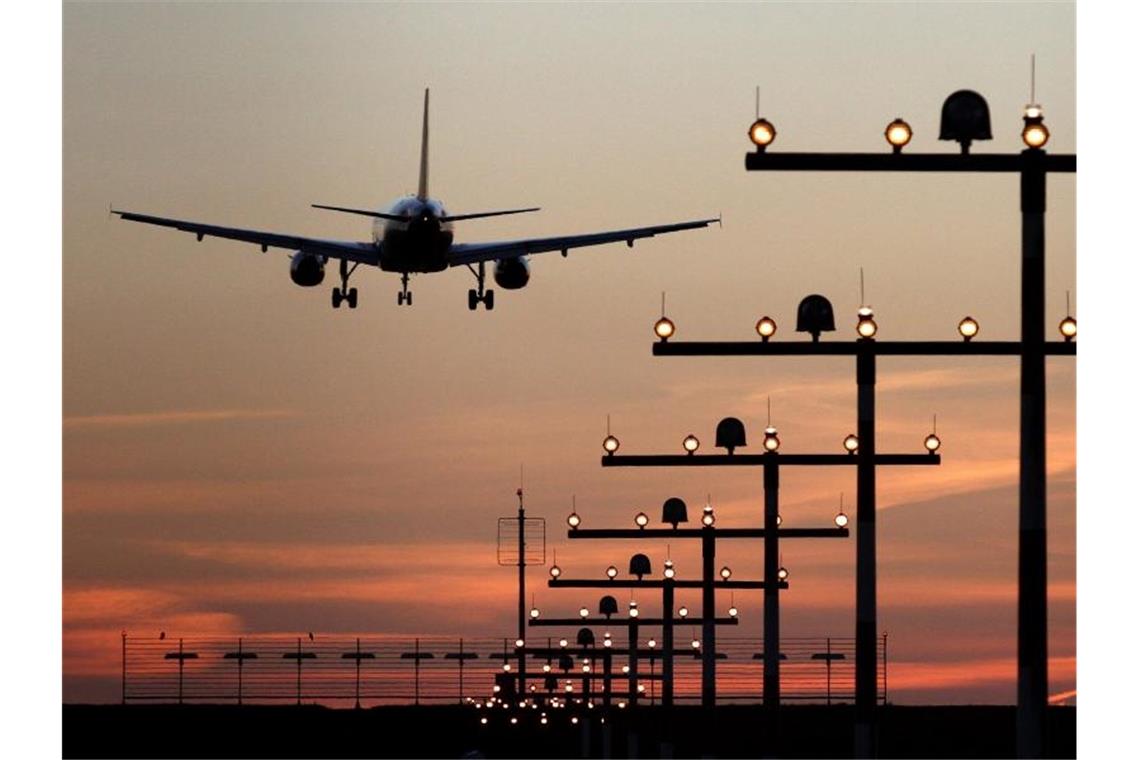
<box><xmin>882</xmin><ymin>633</ymin><xmax>888</xmax><ymax>705</ymax></box>
<box><xmin>701</xmin><ymin>528</ymin><xmax>716</xmax><ymax>707</ymax></box>
<box><xmin>355</xmin><ymin>638</ymin><xmax>361</xmax><ymax>709</ymax></box>
<box><xmin>518</xmin><ymin>499</ymin><xmax>527</xmax><ymax>699</ymax></box>
<box><xmin>295</xmin><ymin>637</ymin><xmax>302</xmax><ymax>706</ymax></box>
<box><xmin>663</xmin><ymin>579</ymin><xmax>675</xmax><ymax>707</ymax></box>
<box><xmin>178</xmin><ymin>638</ymin><xmax>184</xmax><ymax>705</ymax></box>
<box><xmin>1018</xmin><ymin>147</ymin><xmax>1048</xmax><ymax>759</ymax></box>
<box><xmin>629</xmin><ymin>617</ymin><xmax>639</xmax><ymax>706</ymax></box>
<box><xmin>763</xmin><ymin>457</ymin><xmax>781</xmax><ymax>744</ymax></box>
<box><xmin>826</xmin><ymin>637</ymin><xmax>832</xmax><ymax>706</ymax></box>
<box><xmin>855</xmin><ymin>339</ymin><xmax>877</xmax><ymax>757</ymax></box>
<box><xmin>237</xmin><ymin>637</ymin><xmax>243</xmax><ymax>706</ymax></box>
<box><xmin>121</xmin><ymin>632</ymin><xmax>127</xmax><ymax>705</ymax></box>
<box><xmin>415</xmin><ymin>638</ymin><xmax>421</xmax><ymax>706</ymax></box>
<box><xmin>603</xmin><ymin>649</ymin><xmax>613</xmax><ymax>708</ymax></box>
<box><xmin>458</xmin><ymin>638</ymin><xmax>465</xmax><ymax>703</ymax></box>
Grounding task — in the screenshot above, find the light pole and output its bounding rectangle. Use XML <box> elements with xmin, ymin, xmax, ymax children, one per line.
<box><xmin>497</xmin><ymin>488</ymin><xmax>545</xmax><ymax>699</ymax></box>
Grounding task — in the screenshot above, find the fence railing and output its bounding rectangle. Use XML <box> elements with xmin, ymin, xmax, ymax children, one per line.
<box><xmin>122</xmin><ymin>634</ymin><xmax>887</xmax><ymax>707</ymax></box>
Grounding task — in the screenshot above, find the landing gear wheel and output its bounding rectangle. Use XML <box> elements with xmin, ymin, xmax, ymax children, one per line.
<box><xmin>406</xmin><ymin>291</ymin><xmax>412</xmax><ymax>306</ymax></box>
<box><xmin>468</xmin><ymin>289</ymin><xmax>478</xmax><ymax>311</ymax></box>
<box><xmin>347</xmin><ymin>288</ymin><xmax>358</xmax><ymax>309</ymax></box>
<box><xmin>397</xmin><ymin>291</ymin><xmax>405</xmax><ymax>306</ymax></box>
<box><xmin>484</xmin><ymin>289</ymin><xmax>494</xmax><ymax>311</ymax></box>
<box><xmin>332</xmin><ymin>287</ymin><xmax>343</xmax><ymax>309</ymax></box>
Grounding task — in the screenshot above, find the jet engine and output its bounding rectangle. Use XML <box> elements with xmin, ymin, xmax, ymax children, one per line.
<box><xmin>493</xmin><ymin>256</ymin><xmax>530</xmax><ymax>290</ymax></box>
<box><xmin>289</xmin><ymin>251</ymin><xmax>326</xmax><ymax>287</ymax></box>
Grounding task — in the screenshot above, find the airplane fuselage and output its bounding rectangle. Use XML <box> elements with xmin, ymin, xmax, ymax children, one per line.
<box><xmin>373</xmin><ymin>196</ymin><xmax>454</xmax><ymax>274</ymax></box>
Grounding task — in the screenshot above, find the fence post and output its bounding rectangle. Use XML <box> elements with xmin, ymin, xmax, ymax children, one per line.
<box><xmin>296</xmin><ymin>637</ymin><xmax>302</xmax><ymax>706</ymax></box>
<box><xmin>237</xmin><ymin>637</ymin><xmax>243</xmax><ymax>706</ymax></box>
<box><xmin>121</xmin><ymin>632</ymin><xmax>127</xmax><ymax>705</ymax></box>
<box><xmin>826</xmin><ymin>637</ymin><xmax>832</xmax><ymax>706</ymax></box>
<box><xmin>882</xmin><ymin>632</ymin><xmax>888</xmax><ymax>705</ymax></box>
<box><xmin>355</xmin><ymin>638</ymin><xmax>362</xmax><ymax>709</ymax></box>
<box><xmin>415</xmin><ymin>638</ymin><xmax>420</xmax><ymax>706</ymax></box>
<box><xmin>458</xmin><ymin>638</ymin><xmax>464</xmax><ymax>703</ymax></box>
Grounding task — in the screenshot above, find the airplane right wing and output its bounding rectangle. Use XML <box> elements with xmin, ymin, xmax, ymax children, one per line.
<box><xmin>445</xmin><ymin>217</ymin><xmax>719</xmax><ymax>267</ymax></box>
<box><xmin>112</xmin><ymin>210</ymin><xmax>381</xmax><ymax>265</ymax></box>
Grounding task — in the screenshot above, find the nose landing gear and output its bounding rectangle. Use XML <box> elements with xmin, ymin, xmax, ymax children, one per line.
<box><xmin>332</xmin><ymin>260</ymin><xmax>359</xmax><ymax>309</ymax></box>
<box><xmin>397</xmin><ymin>272</ymin><xmax>413</xmax><ymax>306</ymax></box>
<box><xmin>466</xmin><ymin>261</ymin><xmax>495</xmax><ymax>311</ymax></box>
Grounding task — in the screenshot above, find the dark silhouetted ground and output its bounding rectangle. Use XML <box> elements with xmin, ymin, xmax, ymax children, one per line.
<box><xmin>63</xmin><ymin>703</ymin><xmax>1075</xmax><ymax>758</ymax></box>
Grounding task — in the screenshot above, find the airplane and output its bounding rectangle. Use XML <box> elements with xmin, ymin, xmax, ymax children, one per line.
<box><xmin>113</xmin><ymin>89</ymin><xmax>718</xmax><ymax>311</ymax></box>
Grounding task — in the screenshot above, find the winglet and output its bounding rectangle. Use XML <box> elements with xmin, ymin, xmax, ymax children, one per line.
<box><xmin>717</xmin><ymin>212</ymin><xmax>722</xmax><ymax>228</ymax></box>
<box><xmin>417</xmin><ymin>88</ymin><xmax>430</xmax><ymax>200</ymax></box>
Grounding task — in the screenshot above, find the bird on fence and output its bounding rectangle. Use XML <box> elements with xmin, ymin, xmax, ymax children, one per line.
<box><xmin>159</xmin><ymin>631</ymin><xmax>165</xmax><ymax>640</ymax></box>
<box><xmin>308</xmin><ymin>632</ymin><xmax>314</xmax><ymax>641</ymax></box>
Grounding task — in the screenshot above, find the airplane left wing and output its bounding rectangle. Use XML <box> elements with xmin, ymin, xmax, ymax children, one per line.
<box><xmin>112</xmin><ymin>210</ymin><xmax>381</xmax><ymax>265</ymax></box>
<box><xmin>445</xmin><ymin>217</ymin><xmax>719</xmax><ymax>267</ymax></box>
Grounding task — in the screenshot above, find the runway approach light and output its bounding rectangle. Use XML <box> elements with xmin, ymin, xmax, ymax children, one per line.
<box><xmin>701</xmin><ymin>504</ymin><xmax>716</xmax><ymax>527</ymax></box>
<box><xmin>531</xmin><ymin>607</ymin><xmax>541</xmax><ymax>619</ymax></box>
<box><xmin>579</xmin><ymin>606</ymin><xmax>590</xmax><ymax>619</ymax></box>
<box><xmin>606</xmin><ymin>565</ymin><xmax>619</xmax><ymax>580</ymax></box>
<box><xmin>958</xmin><ymin>316</ymin><xmax>979</xmax><ymax>341</ymax></box>
<box><xmin>567</xmin><ymin>512</ymin><xmax>581</xmax><ymax>530</ymax></box>
<box><xmin>1022</xmin><ymin>104</ymin><xmax>1050</xmax><ymax>148</ymax></box>
<box><xmin>777</xmin><ymin>566</ymin><xmax>789</xmax><ymax>581</ymax></box>
<box><xmin>683</xmin><ymin>434</ymin><xmax>701</xmax><ymax>454</ymax></box>
<box><xmin>885</xmin><ymin>118</ymin><xmax>913</xmax><ymax>153</ymax></box>
<box><xmin>603</xmin><ymin>435</ymin><xmax>620</xmax><ymax>455</ymax></box>
<box><xmin>635</xmin><ymin>511</ymin><xmax>650</xmax><ymax>529</ymax></box>
<box><xmin>924</xmin><ymin>433</ymin><xmax>942</xmax><ymax>453</ymax></box>
<box><xmin>763</xmin><ymin>426</ymin><xmax>781</xmax><ymax>452</ymax></box>
<box><xmin>856</xmin><ymin>306</ymin><xmax>878</xmax><ymax>338</ymax></box>
<box><xmin>756</xmin><ymin>316</ymin><xmax>777</xmax><ymax>341</ymax></box>
<box><xmin>663</xmin><ymin>559</ymin><xmax>676</xmax><ymax>579</ymax></box>
<box><xmin>729</xmin><ymin>605</ymin><xmax>739</xmax><ymax>618</ymax></box>
<box><xmin>549</xmin><ymin>565</ymin><xmax>561</xmax><ymax>579</ymax></box>
<box><xmin>844</xmin><ymin>434</ymin><xmax>860</xmax><ymax>454</ymax></box>
<box><xmin>720</xmin><ymin>566</ymin><xmax>733</xmax><ymax>580</ymax></box>
<box><xmin>835</xmin><ymin>511</ymin><xmax>849</xmax><ymax>528</ymax></box>
<box><xmin>1059</xmin><ymin>315</ymin><xmax>1076</xmax><ymax>341</ymax></box>
<box><xmin>654</xmin><ymin>316</ymin><xmax>676</xmax><ymax>342</ymax></box>
<box><xmin>628</xmin><ymin>600</ymin><xmax>639</xmax><ymax>618</ymax></box>
<box><xmin>749</xmin><ymin>118</ymin><xmax>776</xmax><ymax>151</ymax></box>
<box><xmin>678</xmin><ymin>605</ymin><xmax>689</xmax><ymax>618</ymax></box>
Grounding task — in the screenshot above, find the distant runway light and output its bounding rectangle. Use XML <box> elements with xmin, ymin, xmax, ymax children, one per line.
<box><xmin>885</xmin><ymin>118</ymin><xmax>913</xmax><ymax>153</ymax></box>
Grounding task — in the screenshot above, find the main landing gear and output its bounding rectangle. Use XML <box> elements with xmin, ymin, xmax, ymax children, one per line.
<box><xmin>466</xmin><ymin>261</ymin><xmax>494</xmax><ymax>311</ymax></box>
<box><xmin>397</xmin><ymin>272</ymin><xmax>413</xmax><ymax>306</ymax></box>
<box><xmin>332</xmin><ymin>259</ymin><xmax>358</xmax><ymax>309</ymax></box>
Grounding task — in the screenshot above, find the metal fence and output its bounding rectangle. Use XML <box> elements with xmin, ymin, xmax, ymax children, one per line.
<box><xmin>122</xmin><ymin>634</ymin><xmax>887</xmax><ymax>706</ymax></box>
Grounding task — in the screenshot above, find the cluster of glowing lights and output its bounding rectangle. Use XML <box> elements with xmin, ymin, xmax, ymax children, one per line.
<box><xmin>756</xmin><ymin>316</ymin><xmax>777</xmax><ymax>341</ymax></box>
<box><xmin>683</xmin><ymin>434</ymin><xmax>700</xmax><ymax>454</ymax></box>
<box><xmin>749</xmin><ymin>108</ymin><xmax>1052</xmax><ymax>152</ymax></box>
<box><xmin>856</xmin><ymin>306</ymin><xmax>878</xmax><ymax>338</ymax></box>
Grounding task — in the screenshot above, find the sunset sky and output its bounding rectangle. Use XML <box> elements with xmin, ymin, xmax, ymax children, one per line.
<box><xmin>63</xmin><ymin>2</ymin><xmax>1075</xmax><ymax>705</ymax></box>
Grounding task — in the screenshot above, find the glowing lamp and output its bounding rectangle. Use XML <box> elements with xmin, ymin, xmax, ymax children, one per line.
<box><xmin>559</xmin><ymin>638</ymin><xmax>568</xmax><ymax>648</ymax></box>
<box><xmin>678</xmin><ymin>606</ymin><xmax>689</xmax><ymax>618</ymax></box>
<box><xmin>763</xmin><ymin>426</ymin><xmax>780</xmax><ymax>452</ymax></box>
<box><xmin>1059</xmin><ymin>316</ymin><xmax>1076</xmax><ymax>341</ymax></box>
<box><xmin>1022</xmin><ymin>104</ymin><xmax>1050</xmax><ymax>148</ymax></box>
<box><xmin>654</xmin><ymin>316</ymin><xmax>675</xmax><ymax>341</ymax></box>
<box><xmin>530</xmin><ymin>607</ymin><xmax>540</xmax><ymax>619</ymax></box>
<box><xmin>634</xmin><ymin>511</ymin><xmax>649</xmax><ymax>528</ymax></box>
<box><xmin>844</xmin><ymin>434</ymin><xmax>859</xmax><ymax>453</ymax></box>
<box><xmin>603</xmin><ymin>435</ymin><xmax>620</xmax><ymax>455</ymax></box>
<box><xmin>648</xmin><ymin>639</ymin><xmax>657</xmax><ymax>648</ymax></box>
<box><xmin>748</xmin><ymin>118</ymin><xmax>776</xmax><ymax>150</ymax></box>
<box><xmin>885</xmin><ymin>117</ymin><xmax>913</xmax><ymax>153</ymax></box>
<box><xmin>924</xmin><ymin>433</ymin><xmax>942</xmax><ymax>453</ymax></box>
<box><xmin>579</xmin><ymin>606</ymin><xmax>589</xmax><ymax>619</ymax></box>
<box><xmin>515</xmin><ymin>638</ymin><xmax>525</xmax><ymax>648</ymax></box>
<box><xmin>777</xmin><ymin>566</ymin><xmax>789</xmax><ymax>581</ymax></box>
<box><xmin>720</xmin><ymin>566</ymin><xmax>732</xmax><ymax>580</ymax></box>
<box><xmin>683</xmin><ymin>434</ymin><xmax>700</xmax><ymax>454</ymax></box>
<box><xmin>629</xmin><ymin>600</ymin><xmax>639</xmax><ymax>618</ymax></box>
<box><xmin>835</xmin><ymin>512</ymin><xmax>849</xmax><ymax>528</ymax></box>
<box><xmin>691</xmin><ymin>638</ymin><xmax>701</xmax><ymax>650</ymax></box>
<box><xmin>958</xmin><ymin>316</ymin><xmax>979</xmax><ymax>341</ymax></box>
<box><xmin>756</xmin><ymin>316</ymin><xmax>777</xmax><ymax>341</ymax></box>
<box><xmin>856</xmin><ymin>306</ymin><xmax>878</xmax><ymax>338</ymax></box>
<box><xmin>729</xmin><ymin>606</ymin><xmax>739</xmax><ymax>618</ymax></box>
<box><xmin>567</xmin><ymin>512</ymin><xmax>581</xmax><ymax>529</ymax></box>
<box><xmin>663</xmin><ymin>559</ymin><xmax>676</xmax><ymax>579</ymax></box>
<box><xmin>605</xmin><ymin>565</ymin><xmax>618</xmax><ymax>580</ymax></box>
<box><xmin>549</xmin><ymin>565</ymin><xmax>561</xmax><ymax>579</ymax></box>
<box><xmin>701</xmin><ymin>505</ymin><xmax>715</xmax><ymax>527</ymax></box>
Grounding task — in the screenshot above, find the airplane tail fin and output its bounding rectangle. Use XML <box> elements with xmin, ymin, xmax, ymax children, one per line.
<box><xmin>417</xmin><ymin>88</ymin><xmax>430</xmax><ymax>200</ymax></box>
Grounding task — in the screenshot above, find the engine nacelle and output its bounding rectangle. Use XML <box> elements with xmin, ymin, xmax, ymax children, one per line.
<box><xmin>493</xmin><ymin>256</ymin><xmax>530</xmax><ymax>290</ymax></box>
<box><xmin>289</xmin><ymin>251</ymin><xmax>326</xmax><ymax>287</ymax></box>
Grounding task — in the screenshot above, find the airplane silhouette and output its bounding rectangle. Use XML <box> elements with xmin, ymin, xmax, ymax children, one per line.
<box><xmin>113</xmin><ymin>89</ymin><xmax>718</xmax><ymax>310</ymax></box>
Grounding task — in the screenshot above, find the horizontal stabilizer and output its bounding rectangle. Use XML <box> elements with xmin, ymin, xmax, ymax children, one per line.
<box><xmin>311</xmin><ymin>204</ymin><xmax>410</xmax><ymax>222</ymax></box>
<box><xmin>439</xmin><ymin>207</ymin><xmax>540</xmax><ymax>223</ymax></box>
